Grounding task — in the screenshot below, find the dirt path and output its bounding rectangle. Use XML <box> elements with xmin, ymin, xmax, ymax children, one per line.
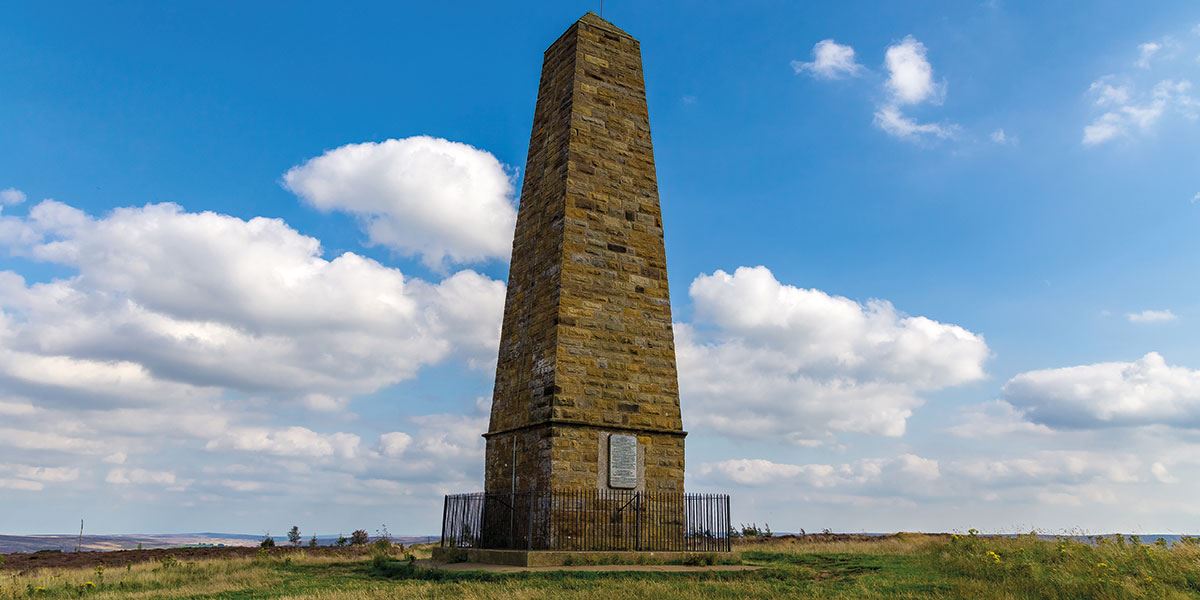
<box><xmin>0</xmin><ymin>545</ymin><xmax>370</xmax><ymax>573</ymax></box>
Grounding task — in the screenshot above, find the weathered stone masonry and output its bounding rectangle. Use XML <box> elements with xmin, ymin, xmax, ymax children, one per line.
<box><xmin>484</xmin><ymin>13</ymin><xmax>686</xmax><ymax>496</ymax></box>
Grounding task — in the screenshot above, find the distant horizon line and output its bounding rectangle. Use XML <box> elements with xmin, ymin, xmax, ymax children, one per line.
<box><xmin>3</xmin><ymin>531</ymin><xmax>1197</xmax><ymax>538</ymax></box>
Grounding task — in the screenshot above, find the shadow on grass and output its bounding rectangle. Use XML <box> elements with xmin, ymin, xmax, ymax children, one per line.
<box><xmin>741</xmin><ymin>551</ymin><xmax>886</xmax><ymax>574</ymax></box>
<box><xmin>359</xmin><ymin>558</ymin><xmax>794</xmax><ymax>584</ymax></box>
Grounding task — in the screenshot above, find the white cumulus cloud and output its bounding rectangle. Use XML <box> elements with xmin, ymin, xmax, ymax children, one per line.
<box><xmin>283</xmin><ymin>136</ymin><xmax>517</xmax><ymax>269</ymax></box>
<box><xmin>105</xmin><ymin>468</ymin><xmax>177</xmax><ymax>486</ymax></box>
<box><xmin>1152</xmin><ymin>462</ymin><xmax>1179</xmax><ymax>484</ymax></box>
<box><xmin>0</xmin><ymin>201</ymin><xmax>504</xmax><ymax>403</ymax></box>
<box><xmin>885</xmin><ymin>36</ymin><xmax>941</xmax><ymax>105</ymax></box>
<box><xmin>0</xmin><ymin>188</ymin><xmax>25</xmax><ymax>212</ymax></box>
<box><xmin>1090</xmin><ymin>80</ymin><xmax>1132</xmax><ymax>106</ymax></box>
<box><xmin>990</xmin><ymin>129</ymin><xmax>1018</xmax><ymax>145</ymax></box>
<box><xmin>1136</xmin><ymin>42</ymin><xmax>1163</xmax><ymax>68</ymax></box>
<box><xmin>379</xmin><ymin>432</ymin><xmax>413</xmax><ymax>457</ymax></box>
<box><xmin>950</xmin><ymin>452</ymin><xmax>1141</xmax><ymax>485</ymax></box>
<box><xmin>0</xmin><ymin>463</ymin><xmax>79</xmax><ymax>483</ymax></box>
<box><xmin>206</xmin><ymin>427</ymin><xmax>361</xmax><ymax>459</ymax></box>
<box><xmin>0</xmin><ymin>428</ymin><xmax>107</xmax><ymax>454</ymax></box>
<box><xmin>792</xmin><ymin>40</ymin><xmax>863</xmax><ymax>79</ymax></box>
<box><xmin>948</xmin><ymin>400</ymin><xmax>1053</xmax><ymax>438</ymax></box>
<box><xmin>0</xmin><ymin>133</ymin><xmax>522</xmax><ymax>510</ymax></box>
<box><xmin>1003</xmin><ymin>352</ymin><xmax>1200</xmax><ymax>429</ymax></box>
<box><xmin>699</xmin><ymin>454</ymin><xmax>939</xmax><ymax>488</ymax></box>
<box><xmin>678</xmin><ymin>266</ymin><xmax>988</xmax><ymax>440</ymax></box>
<box><xmin>873</xmin><ymin>106</ymin><xmax>958</xmax><ymax>141</ymax></box>
<box><xmin>1083</xmin><ymin>79</ymin><xmax>1197</xmax><ymax>146</ymax></box>
<box><xmin>874</xmin><ymin>36</ymin><xmax>956</xmax><ymax>141</ymax></box>
<box><xmin>0</xmin><ymin>478</ymin><xmax>43</xmax><ymax>491</ymax></box>
<box><xmin>1127</xmin><ymin>309</ymin><xmax>1177</xmax><ymax>323</ymax></box>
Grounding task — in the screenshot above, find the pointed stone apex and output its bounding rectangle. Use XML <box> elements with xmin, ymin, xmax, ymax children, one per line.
<box><xmin>576</xmin><ymin>11</ymin><xmax>635</xmax><ymax>40</ymax></box>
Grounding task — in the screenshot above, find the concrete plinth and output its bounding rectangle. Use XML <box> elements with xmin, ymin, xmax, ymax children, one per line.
<box><xmin>431</xmin><ymin>547</ymin><xmax>722</xmax><ymax>567</ymax></box>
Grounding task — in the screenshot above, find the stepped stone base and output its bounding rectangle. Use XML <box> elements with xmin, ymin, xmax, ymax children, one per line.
<box><xmin>431</xmin><ymin>547</ymin><xmax>721</xmax><ymax>567</ymax></box>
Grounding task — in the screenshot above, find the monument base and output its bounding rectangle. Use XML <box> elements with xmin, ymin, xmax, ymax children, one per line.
<box><xmin>431</xmin><ymin>547</ymin><xmax>725</xmax><ymax>567</ymax></box>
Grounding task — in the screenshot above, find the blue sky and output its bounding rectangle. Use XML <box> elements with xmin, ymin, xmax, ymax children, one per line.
<box><xmin>1</xmin><ymin>1</ymin><xmax>1199</xmax><ymax>537</ymax></box>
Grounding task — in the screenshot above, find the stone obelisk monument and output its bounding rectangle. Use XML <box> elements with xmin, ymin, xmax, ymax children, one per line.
<box><xmin>484</xmin><ymin>12</ymin><xmax>685</xmax><ymax>496</ymax></box>
<box><xmin>436</xmin><ymin>14</ymin><xmax>728</xmax><ymax>562</ymax></box>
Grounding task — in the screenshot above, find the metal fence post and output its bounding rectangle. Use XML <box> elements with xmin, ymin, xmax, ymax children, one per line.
<box><xmin>526</xmin><ymin>491</ymin><xmax>535</xmax><ymax>550</ymax></box>
<box><xmin>440</xmin><ymin>495</ymin><xmax>448</xmax><ymax>547</ymax></box>
<box><xmin>634</xmin><ymin>492</ymin><xmax>642</xmax><ymax>551</ymax></box>
<box><xmin>442</xmin><ymin>491</ymin><xmax>730</xmax><ymax>553</ymax></box>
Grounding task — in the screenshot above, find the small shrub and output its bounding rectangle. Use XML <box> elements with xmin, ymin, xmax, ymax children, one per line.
<box><xmin>336</xmin><ymin>534</ymin><xmax>348</xmax><ymax>547</ymax></box>
<box><xmin>370</xmin><ymin>556</ymin><xmax>428</xmax><ymax>580</ymax></box>
<box><xmin>260</xmin><ymin>533</ymin><xmax>275</xmax><ymax>548</ymax></box>
<box><xmin>308</xmin><ymin>535</ymin><xmax>319</xmax><ymax>548</ymax></box>
<box><xmin>678</xmin><ymin>553</ymin><xmax>717</xmax><ymax>566</ymax></box>
<box><xmin>372</xmin><ymin>538</ymin><xmax>393</xmax><ymax>555</ymax></box>
<box><xmin>376</xmin><ymin>524</ymin><xmax>392</xmax><ymax>543</ymax></box>
<box><xmin>287</xmin><ymin>526</ymin><xmax>302</xmax><ymax>546</ymax></box>
<box><xmin>350</xmin><ymin>529</ymin><xmax>370</xmax><ymax>546</ymax></box>
<box><xmin>736</xmin><ymin>523</ymin><xmax>773</xmax><ymax>538</ymax></box>
<box><xmin>370</xmin><ymin>553</ymin><xmax>391</xmax><ymax>570</ymax></box>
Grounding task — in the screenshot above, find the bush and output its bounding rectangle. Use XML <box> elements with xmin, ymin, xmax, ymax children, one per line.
<box><xmin>737</xmin><ymin>523</ymin><xmax>772</xmax><ymax>538</ymax></box>
<box><xmin>677</xmin><ymin>553</ymin><xmax>717</xmax><ymax>566</ymax></box>
<box><xmin>350</xmin><ymin>529</ymin><xmax>370</xmax><ymax>546</ymax></box>
<box><xmin>260</xmin><ymin>533</ymin><xmax>276</xmax><ymax>548</ymax></box>
<box><xmin>370</xmin><ymin>541</ymin><xmax>392</xmax><ymax>569</ymax></box>
<box><xmin>372</xmin><ymin>538</ymin><xmax>394</xmax><ymax>555</ymax></box>
<box><xmin>370</xmin><ymin>553</ymin><xmax>427</xmax><ymax>579</ymax></box>
<box><xmin>308</xmin><ymin>535</ymin><xmax>319</xmax><ymax>548</ymax></box>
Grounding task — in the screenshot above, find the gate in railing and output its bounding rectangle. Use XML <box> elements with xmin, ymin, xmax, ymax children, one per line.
<box><xmin>440</xmin><ymin>490</ymin><xmax>730</xmax><ymax>552</ymax></box>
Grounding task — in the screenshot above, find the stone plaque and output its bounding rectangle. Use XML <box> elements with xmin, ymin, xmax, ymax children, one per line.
<box><xmin>608</xmin><ymin>434</ymin><xmax>638</xmax><ymax>489</ymax></box>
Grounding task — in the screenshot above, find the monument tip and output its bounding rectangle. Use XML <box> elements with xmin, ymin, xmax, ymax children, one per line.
<box><xmin>576</xmin><ymin>11</ymin><xmax>634</xmax><ymax>39</ymax></box>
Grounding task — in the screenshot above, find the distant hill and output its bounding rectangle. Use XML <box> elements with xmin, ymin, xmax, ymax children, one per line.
<box><xmin>0</xmin><ymin>533</ymin><xmax>437</xmax><ymax>554</ymax></box>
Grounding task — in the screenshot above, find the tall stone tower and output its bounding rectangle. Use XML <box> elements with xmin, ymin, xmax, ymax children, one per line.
<box><xmin>484</xmin><ymin>12</ymin><xmax>685</xmax><ymax>496</ymax></box>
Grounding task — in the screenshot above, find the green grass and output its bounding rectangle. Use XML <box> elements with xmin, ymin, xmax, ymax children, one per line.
<box><xmin>4</xmin><ymin>534</ymin><xmax>1200</xmax><ymax>599</ymax></box>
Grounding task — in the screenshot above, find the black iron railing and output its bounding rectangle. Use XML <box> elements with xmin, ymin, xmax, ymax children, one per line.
<box><xmin>441</xmin><ymin>490</ymin><xmax>731</xmax><ymax>552</ymax></box>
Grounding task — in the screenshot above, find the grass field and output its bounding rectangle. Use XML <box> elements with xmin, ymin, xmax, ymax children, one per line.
<box><xmin>4</xmin><ymin>532</ymin><xmax>1200</xmax><ymax>599</ymax></box>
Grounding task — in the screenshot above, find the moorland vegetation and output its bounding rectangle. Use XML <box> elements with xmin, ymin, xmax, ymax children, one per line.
<box><xmin>4</xmin><ymin>531</ymin><xmax>1200</xmax><ymax>599</ymax></box>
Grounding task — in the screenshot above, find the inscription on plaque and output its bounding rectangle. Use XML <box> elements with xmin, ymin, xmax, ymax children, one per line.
<box><xmin>608</xmin><ymin>434</ymin><xmax>638</xmax><ymax>489</ymax></box>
